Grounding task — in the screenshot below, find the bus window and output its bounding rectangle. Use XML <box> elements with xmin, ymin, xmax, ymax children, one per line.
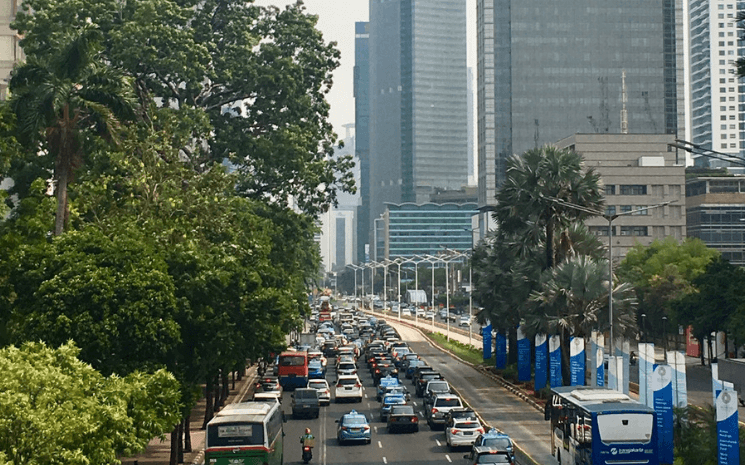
<box><xmin>597</xmin><ymin>413</ymin><xmax>653</xmax><ymax>444</ymax></box>
<box><xmin>280</xmin><ymin>355</ymin><xmax>306</xmax><ymax>366</ymax></box>
<box><xmin>208</xmin><ymin>422</ymin><xmax>264</xmax><ymax>447</ymax></box>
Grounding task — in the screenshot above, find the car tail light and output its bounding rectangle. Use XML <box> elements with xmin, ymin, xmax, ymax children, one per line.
<box><xmin>451</xmin><ymin>429</ymin><xmax>460</xmax><ymax>434</ymax></box>
<box><xmin>337</xmin><ymin>383</ymin><xmax>342</xmax><ymax>388</ymax></box>
<box><xmin>363</xmin><ymin>425</ymin><xmax>370</xmax><ymax>430</ymax></box>
<box><xmin>431</xmin><ymin>408</ymin><xmax>438</xmax><ymax>414</ymax></box>
<box><xmin>375</xmin><ymin>369</ymin><xmax>380</xmax><ymax>374</ymax></box>
<box><xmin>355</xmin><ymin>383</ymin><xmax>362</xmax><ymax>388</ymax></box>
<box><xmin>411</xmin><ymin>417</ymin><xmax>418</xmax><ymax>423</ymax></box>
<box><xmin>477</xmin><ymin>427</ymin><xmax>485</xmax><ymax>434</ymax></box>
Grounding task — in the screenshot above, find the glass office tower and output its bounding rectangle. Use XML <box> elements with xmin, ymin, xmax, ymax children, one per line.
<box><xmin>368</xmin><ymin>0</ymin><xmax>469</xmax><ymax>247</ymax></box>
<box><xmin>476</xmin><ymin>0</ymin><xmax>685</xmax><ymax>210</ymax></box>
<box><xmin>355</xmin><ymin>21</ymin><xmax>371</xmax><ymax>263</ymax></box>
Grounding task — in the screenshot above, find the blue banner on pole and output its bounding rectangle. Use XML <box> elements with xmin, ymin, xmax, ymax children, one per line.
<box><xmin>535</xmin><ymin>334</ymin><xmax>548</xmax><ymax>391</ymax></box>
<box><xmin>570</xmin><ymin>337</ymin><xmax>585</xmax><ymax>386</ymax></box>
<box><xmin>549</xmin><ymin>335</ymin><xmax>562</xmax><ymax>387</ymax></box>
<box><xmin>517</xmin><ymin>326</ymin><xmax>531</xmax><ymax>382</ymax></box>
<box><xmin>652</xmin><ymin>364</ymin><xmax>674</xmax><ymax>465</ymax></box>
<box><xmin>483</xmin><ymin>324</ymin><xmax>493</xmax><ymax>360</ymax></box>
<box><xmin>495</xmin><ymin>332</ymin><xmax>506</xmax><ymax>370</ymax></box>
<box><xmin>717</xmin><ymin>390</ymin><xmax>740</xmax><ymax>465</ymax></box>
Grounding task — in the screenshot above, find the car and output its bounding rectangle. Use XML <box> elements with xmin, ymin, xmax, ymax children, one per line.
<box><xmin>252</xmin><ymin>391</ymin><xmax>281</xmax><ymax>404</ymax></box>
<box><xmin>308</xmin><ymin>359</ymin><xmax>325</xmax><ymax>379</ymax></box>
<box><xmin>335</xmin><ymin>375</ymin><xmax>364</xmax><ymax>403</ymax></box>
<box><xmin>406</xmin><ymin>359</ymin><xmax>428</xmax><ymax>379</ymax></box>
<box><xmin>291</xmin><ymin>388</ymin><xmax>320</xmax><ymax>419</ymax></box>
<box><xmin>459</xmin><ymin>315</ymin><xmax>472</xmax><ymax>326</ymax></box>
<box><xmin>307</xmin><ymin>379</ymin><xmax>332</xmax><ymax>406</ymax></box>
<box><xmin>425</xmin><ymin>310</ymin><xmax>435</xmax><ymax>319</ymax></box>
<box><xmin>423</xmin><ymin>380</ymin><xmax>452</xmax><ymax>407</ymax></box>
<box><xmin>464</xmin><ymin>451</ymin><xmax>514</xmax><ymax>464</ymax></box>
<box><xmin>416</xmin><ymin>371</ymin><xmax>445</xmax><ymax>396</ymax></box>
<box><xmin>412</xmin><ymin>365</ymin><xmax>436</xmax><ymax>385</ymax></box>
<box><xmin>426</xmin><ymin>393</ymin><xmax>463</xmax><ymax>428</ymax></box>
<box><xmin>380</xmin><ymin>392</ymin><xmax>407</xmax><ymax>422</ymax></box>
<box><xmin>377</xmin><ymin>375</ymin><xmax>401</xmax><ymax>401</ymax></box>
<box><xmin>307</xmin><ymin>350</ymin><xmax>327</xmax><ymax>368</ymax></box>
<box><xmin>337</xmin><ymin>361</ymin><xmax>358</xmax><ymax>377</ymax></box>
<box><xmin>387</xmin><ymin>404</ymin><xmax>419</xmax><ymax>433</ymax></box>
<box><xmin>373</xmin><ymin>364</ymin><xmax>399</xmax><ymax>385</ymax></box>
<box><xmin>401</xmin><ymin>309</ymin><xmax>412</xmax><ymax>317</ymax></box>
<box><xmin>445</xmin><ymin>417</ymin><xmax>485</xmax><ymax>450</ymax></box>
<box><xmin>444</xmin><ymin>408</ymin><xmax>478</xmax><ymax>428</ymax></box>
<box><xmin>336</xmin><ymin>410</ymin><xmax>372</xmax><ymax>444</ymax></box>
<box><xmin>468</xmin><ymin>429</ymin><xmax>515</xmax><ymax>461</ymax></box>
<box><xmin>415</xmin><ymin>308</ymin><xmax>426</xmax><ymax>317</ymax></box>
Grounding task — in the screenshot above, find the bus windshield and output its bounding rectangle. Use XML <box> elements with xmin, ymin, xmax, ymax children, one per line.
<box><xmin>597</xmin><ymin>413</ymin><xmax>654</xmax><ymax>444</ymax></box>
<box><xmin>208</xmin><ymin>422</ymin><xmax>264</xmax><ymax>447</ymax></box>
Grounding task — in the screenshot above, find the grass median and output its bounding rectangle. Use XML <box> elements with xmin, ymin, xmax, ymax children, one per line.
<box><xmin>425</xmin><ymin>331</ymin><xmax>492</xmax><ymax>367</ymax></box>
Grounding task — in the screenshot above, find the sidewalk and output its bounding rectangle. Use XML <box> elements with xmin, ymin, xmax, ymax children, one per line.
<box><xmin>122</xmin><ymin>366</ymin><xmax>258</xmax><ymax>465</ymax></box>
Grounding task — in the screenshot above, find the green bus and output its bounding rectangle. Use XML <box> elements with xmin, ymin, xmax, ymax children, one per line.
<box><xmin>205</xmin><ymin>401</ymin><xmax>284</xmax><ymax>465</ymax></box>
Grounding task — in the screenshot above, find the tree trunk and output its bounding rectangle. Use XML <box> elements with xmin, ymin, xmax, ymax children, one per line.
<box><xmin>169</xmin><ymin>425</ymin><xmax>179</xmax><ymax>465</ymax></box>
<box><xmin>561</xmin><ymin>327</ymin><xmax>571</xmax><ymax>386</ymax></box>
<box><xmin>213</xmin><ymin>374</ymin><xmax>222</xmax><ymax>409</ymax></box>
<box><xmin>54</xmin><ymin>164</ymin><xmax>70</xmax><ymax>236</ymax></box>
<box><xmin>222</xmin><ymin>372</ymin><xmax>229</xmax><ymax>403</ymax></box>
<box><xmin>507</xmin><ymin>326</ymin><xmax>518</xmax><ymax>365</ymax></box>
<box><xmin>232</xmin><ymin>371</ymin><xmax>236</xmax><ymax>390</ymax></box>
<box><xmin>700</xmin><ymin>340</ymin><xmax>705</xmax><ymax>366</ymax></box>
<box><xmin>545</xmin><ymin>221</ymin><xmax>555</xmax><ymax>269</ymax></box>
<box><xmin>177</xmin><ymin>420</ymin><xmax>184</xmax><ymax>463</ymax></box>
<box><xmin>707</xmin><ymin>336</ymin><xmax>713</xmax><ymax>365</ymax></box>
<box><xmin>184</xmin><ymin>412</ymin><xmax>192</xmax><ymax>452</ymax></box>
<box><xmin>202</xmin><ymin>379</ymin><xmax>213</xmax><ymax>429</ymax></box>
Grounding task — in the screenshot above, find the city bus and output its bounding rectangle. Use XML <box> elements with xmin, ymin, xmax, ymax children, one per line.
<box><xmin>319</xmin><ymin>297</ymin><xmax>332</xmax><ymax>323</ymax></box>
<box><xmin>205</xmin><ymin>401</ymin><xmax>284</xmax><ymax>465</ymax></box>
<box><xmin>544</xmin><ymin>386</ymin><xmax>658</xmax><ymax>465</ymax></box>
<box><xmin>277</xmin><ymin>351</ymin><xmax>309</xmax><ymax>389</ymax></box>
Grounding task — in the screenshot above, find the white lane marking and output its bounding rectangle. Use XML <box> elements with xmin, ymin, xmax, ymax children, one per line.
<box><xmin>383</xmin><ymin>458</ymin><xmax>388</xmax><ymax>464</ymax></box>
<box><xmin>412</xmin><ymin>401</ymin><xmax>417</xmax><ymax>406</ymax></box>
<box><xmin>374</xmin><ymin>426</ymin><xmax>378</xmax><ymax>433</ymax></box>
<box><xmin>378</xmin><ymin>441</ymin><xmax>383</xmax><ymax>448</ymax></box>
<box><xmin>446</xmin><ymin>455</ymin><xmax>452</xmax><ymax>463</ymax></box>
<box><xmin>436</xmin><ymin>439</ymin><xmax>442</xmax><ymax>446</ymax></box>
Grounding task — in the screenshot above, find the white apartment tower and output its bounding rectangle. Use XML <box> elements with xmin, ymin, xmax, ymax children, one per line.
<box><xmin>689</xmin><ymin>0</ymin><xmax>744</xmax><ymax>171</ymax></box>
<box><xmin>0</xmin><ymin>0</ymin><xmax>21</xmax><ymax>99</ymax></box>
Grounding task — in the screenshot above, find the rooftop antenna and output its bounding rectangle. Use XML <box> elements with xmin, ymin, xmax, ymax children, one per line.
<box><xmin>621</xmin><ymin>70</ymin><xmax>628</xmax><ymax>134</ymax></box>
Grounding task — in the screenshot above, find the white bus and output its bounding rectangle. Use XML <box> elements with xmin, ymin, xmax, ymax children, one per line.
<box><xmin>205</xmin><ymin>401</ymin><xmax>284</xmax><ymax>465</ymax></box>
<box><xmin>544</xmin><ymin>386</ymin><xmax>658</xmax><ymax>465</ymax></box>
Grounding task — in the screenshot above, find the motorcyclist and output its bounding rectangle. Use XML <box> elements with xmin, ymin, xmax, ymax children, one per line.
<box><xmin>300</xmin><ymin>428</ymin><xmax>315</xmax><ymax>463</ymax></box>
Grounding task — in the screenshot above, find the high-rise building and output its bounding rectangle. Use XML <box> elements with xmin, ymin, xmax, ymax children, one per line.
<box><xmin>0</xmin><ymin>0</ymin><xmax>22</xmax><ymax>99</ymax></box>
<box><xmin>354</xmin><ymin>21</ymin><xmax>371</xmax><ymax>264</ymax></box>
<box><xmin>368</xmin><ymin>0</ymin><xmax>469</xmax><ymax>254</ymax></box>
<box><xmin>476</xmin><ymin>0</ymin><xmax>686</xmax><ymax>234</ymax></box>
<box><xmin>688</xmin><ymin>0</ymin><xmax>744</xmax><ymax>172</ymax></box>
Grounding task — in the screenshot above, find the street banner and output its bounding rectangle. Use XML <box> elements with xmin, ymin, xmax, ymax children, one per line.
<box><xmin>608</xmin><ymin>355</ymin><xmax>618</xmax><ymax>391</ymax></box>
<box><xmin>651</xmin><ymin>364</ymin><xmax>674</xmax><ymax>465</ymax></box>
<box><xmin>570</xmin><ymin>337</ymin><xmax>585</xmax><ymax>386</ymax></box>
<box><xmin>712</xmin><ymin>363</ymin><xmax>723</xmax><ymax>406</ymax></box>
<box><xmin>639</xmin><ymin>343</ymin><xmax>655</xmax><ymax>408</ymax></box>
<box><xmin>482</xmin><ymin>324</ymin><xmax>493</xmax><ymax>360</ymax></box>
<box><xmin>535</xmin><ymin>334</ymin><xmax>548</xmax><ymax>391</ymax></box>
<box><xmin>590</xmin><ymin>331</ymin><xmax>604</xmax><ymax>387</ymax></box>
<box><xmin>517</xmin><ymin>326</ymin><xmax>531</xmax><ymax>382</ymax></box>
<box><xmin>495</xmin><ymin>331</ymin><xmax>506</xmax><ymax>369</ymax></box>
<box><xmin>717</xmin><ymin>389</ymin><xmax>740</xmax><ymax>465</ymax></box>
<box><xmin>549</xmin><ymin>335</ymin><xmax>562</xmax><ymax>387</ymax></box>
<box><xmin>666</xmin><ymin>350</ymin><xmax>688</xmax><ymax>408</ymax></box>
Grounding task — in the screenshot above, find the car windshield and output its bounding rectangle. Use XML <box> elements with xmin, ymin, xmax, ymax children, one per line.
<box><xmin>342</xmin><ymin>416</ymin><xmax>367</xmax><ymax>425</ymax></box>
<box><xmin>477</xmin><ymin>453</ymin><xmax>511</xmax><ymax>464</ymax></box>
<box><xmin>435</xmin><ymin>398</ymin><xmax>461</xmax><ymax>407</ymax></box>
<box><xmin>482</xmin><ymin>438</ymin><xmax>512</xmax><ymax>449</ymax></box>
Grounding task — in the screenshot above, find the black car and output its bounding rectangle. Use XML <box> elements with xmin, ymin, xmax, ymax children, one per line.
<box><xmin>291</xmin><ymin>388</ymin><xmax>320</xmax><ymax>419</ymax></box>
<box><xmin>411</xmin><ymin>365</ymin><xmax>437</xmax><ymax>386</ymax></box>
<box><xmin>387</xmin><ymin>404</ymin><xmax>419</xmax><ymax>433</ymax></box>
<box><xmin>373</xmin><ymin>364</ymin><xmax>399</xmax><ymax>384</ymax></box>
<box><xmin>415</xmin><ymin>371</ymin><xmax>444</xmax><ymax>397</ymax></box>
<box><xmin>445</xmin><ymin>408</ymin><xmax>478</xmax><ymax>429</ymax></box>
<box><xmin>423</xmin><ymin>380</ymin><xmax>452</xmax><ymax>407</ymax></box>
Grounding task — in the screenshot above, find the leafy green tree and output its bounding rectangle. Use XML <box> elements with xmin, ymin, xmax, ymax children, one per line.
<box><xmin>672</xmin><ymin>255</ymin><xmax>745</xmax><ymax>364</ymax></box>
<box><xmin>617</xmin><ymin>237</ymin><xmax>718</xmax><ymax>345</ymax></box>
<box><xmin>0</xmin><ymin>341</ymin><xmax>181</xmax><ymax>464</ymax></box>
<box><xmin>9</xmin><ymin>26</ymin><xmax>136</xmax><ymax>235</ymax></box>
<box><xmin>1</xmin><ymin>225</ymin><xmax>181</xmax><ymax>376</ymax></box>
<box><xmin>12</xmin><ymin>0</ymin><xmax>355</xmax><ymax>217</ymax></box>
<box><xmin>495</xmin><ymin>146</ymin><xmax>604</xmax><ymax>269</ymax></box>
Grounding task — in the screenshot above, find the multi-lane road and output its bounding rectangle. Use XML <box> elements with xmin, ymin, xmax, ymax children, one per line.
<box><xmin>279</xmin><ymin>321</ymin><xmax>556</xmax><ymax>465</ymax></box>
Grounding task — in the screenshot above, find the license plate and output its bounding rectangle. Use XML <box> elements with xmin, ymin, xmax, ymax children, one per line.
<box><xmin>345</xmin><ymin>387</ymin><xmax>352</xmax><ymax>390</ymax></box>
<box><xmin>351</xmin><ymin>428</ymin><xmax>361</xmax><ymax>432</ymax></box>
<box><xmin>464</xmin><ymin>432</ymin><xmax>473</xmax><ymax>435</ymax></box>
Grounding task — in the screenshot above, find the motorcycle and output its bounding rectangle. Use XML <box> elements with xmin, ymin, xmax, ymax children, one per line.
<box><xmin>302</xmin><ymin>445</ymin><xmax>313</xmax><ymax>463</ymax></box>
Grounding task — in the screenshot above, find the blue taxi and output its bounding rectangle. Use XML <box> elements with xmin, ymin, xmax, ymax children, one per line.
<box><xmin>336</xmin><ymin>410</ymin><xmax>372</xmax><ymax>444</ymax></box>
<box><xmin>308</xmin><ymin>359</ymin><xmax>325</xmax><ymax>379</ymax></box>
<box><xmin>380</xmin><ymin>392</ymin><xmax>407</xmax><ymax>422</ymax></box>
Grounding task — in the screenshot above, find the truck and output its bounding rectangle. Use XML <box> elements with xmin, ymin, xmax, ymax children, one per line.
<box><xmin>298</xmin><ymin>333</ymin><xmax>317</xmax><ymax>348</ymax></box>
<box><xmin>718</xmin><ymin>358</ymin><xmax>745</xmax><ymax>406</ymax></box>
<box><xmin>319</xmin><ymin>297</ymin><xmax>332</xmax><ymax>323</ymax></box>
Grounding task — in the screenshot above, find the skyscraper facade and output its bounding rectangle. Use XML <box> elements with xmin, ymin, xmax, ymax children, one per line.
<box><xmin>368</xmin><ymin>0</ymin><xmax>469</xmax><ymax>252</ymax></box>
<box><xmin>354</xmin><ymin>21</ymin><xmax>371</xmax><ymax>263</ymax></box>
<box><xmin>689</xmin><ymin>0</ymin><xmax>744</xmax><ymax>171</ymax></box>
<box><xmin>476</xmin><ymin>0</ymin><xmax>686</xmax><ymax>217</ymax></box>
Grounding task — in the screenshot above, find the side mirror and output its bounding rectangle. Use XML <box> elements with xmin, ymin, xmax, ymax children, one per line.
<box><xmin>335</xmin><ymin>419</ymin><xmax>340</xmax><ymax>423</ymax></box>
<box><xmin>463</xmin><ymin>455</ymin><xmax>469</xmax><ymax>460</ymax></box>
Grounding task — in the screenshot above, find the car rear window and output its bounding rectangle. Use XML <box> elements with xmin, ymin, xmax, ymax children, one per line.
<box><xmin>429</xmin><ymin>382</ymin><xmax>449</xmax><ymax>391</ymax></box>
<box><xmin>338</xmin><ymin>378</ymin><xmax>358</xmax><ymax>386</ymax></box>
<box><xmin>295</xmin><ymin>390</ymin><xmax>318</xmax><ymax>399</ymax></box>
<box><xmin>308</xmin><ymin>381</ymin><xmax>327</xmax><ymax>389</ymax></box>
<box><xmin>483</xmin><ymin>438</ymin><xmax>512</xmax><ymax>449</ymax></box>
<box><xmin>343</xmin><ymin>416</ymin><xmax>367</xmax><ymax>425</ymax></box>
<box><xmin>208</xmin><ymin>422</ymin><xmax>264</xmax><ymax>447</ymax></box>
<box><xmin>339</xmin><ymin>363</ymin><xmax>356</xmax><ymax>370</ymax></box>
<box><xmin>435</xmin><ymin>398</ymin><xmax>462</xmax><ymax>407</ymax></box>
<box><xmin>391</xmin><ymin>406</ymin><xmax>415</xmax><ymax>415</ymax></box>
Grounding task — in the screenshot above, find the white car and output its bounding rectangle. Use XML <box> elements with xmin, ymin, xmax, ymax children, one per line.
<box><xmin>401</xmin><ymin>309</ymin><xmax>412</xmax><ymax>317</ymax></box>
<box><xmin>307</xmin><ymin>379</ymin><xmax>331</xmax><ymax>406</ymax></box>
<box><xmin>425</xmin><ymin>311</ymin><xmax>435</xmax><ymax>319</ymax></box>
<box><xmin>445</xmin><ymin>418</ymin><xmax>485</xmax><ymax>450</ymax></box>
<box><xmin>415</xmin><ymin>308</ymin><xmax>426</xmax><ymax>317</ymax></box>
<box><xmin>335</xmin><ymin>375</ymin><xmax>363</xmax><ymax>403</ymax></box>
<box><xmin>337</xmin><ymin>361</ymin><xmax>358</xmax><ymax>377</ymax></box>
<box><xmin>459</xmin><ymin>315</ymin><xmax>471</xmax><ymax>326</ymax></box>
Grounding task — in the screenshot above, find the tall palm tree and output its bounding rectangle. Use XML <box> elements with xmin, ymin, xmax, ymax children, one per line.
<box><xmin>526</xmin><ymin>255</ymin><xmax>637</xmax><ymax>384</ymax></box>
<box><xmin>496</xmin><ymin>146</ymin><xmax>604</xmax><ymax>270</ymax></box>
<box><xmin>9</xmin><ymin>27</ymin><xmax>136</xmax><ymax>235</ymax></box>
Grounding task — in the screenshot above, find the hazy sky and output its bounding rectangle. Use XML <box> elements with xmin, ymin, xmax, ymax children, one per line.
<box><xmin>254</xmin><ymin>0</ymin><xmax>476</xmax><ymax>140</ymax></box>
